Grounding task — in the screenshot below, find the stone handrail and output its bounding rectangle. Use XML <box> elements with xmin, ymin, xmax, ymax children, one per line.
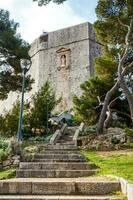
<box><xmin>73</xmin><ymin>122</ymin><xmax>85</xmax><ymax>146</ymax></box>
<box><xmin>50</xmin><ymin>123</ymin><xmax>67</xmax><ymax>145</ymax></box>
<box><xmin>60</xmin><ymin>123</ymin><xmax>67</xmax><ymax>134</ymax></box>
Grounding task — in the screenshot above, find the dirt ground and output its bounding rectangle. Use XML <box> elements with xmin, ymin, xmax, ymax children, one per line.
<box><xmin>97</xmin><ymin>150</ymin><xmax>133</xmax><ymax>156</ymax></box>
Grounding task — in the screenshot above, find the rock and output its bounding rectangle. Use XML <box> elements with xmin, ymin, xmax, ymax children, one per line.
<box><xmin>12</xmin><ymin>155</ymin><xmax>20</xmax><ymax>160</ymax></box>
<box><xmin>3</xmin><ymin>159</ymin><xmax>12</xmax><ymax>168</ymax></box>
<box><xmin>13</xmin><ymin>159</ymin><xmax>20</xmax><ymax>166</ymax></box>
<box><xmin>80</xmin><ymin>127</ymin><xmax>127</xmax><ymax>150</ymax></box>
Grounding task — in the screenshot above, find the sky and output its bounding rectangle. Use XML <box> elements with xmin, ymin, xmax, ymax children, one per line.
<box><xmin>0</xmin><ymin>0</ymin><xmax>98</xmax><ymax>43</ymax></box>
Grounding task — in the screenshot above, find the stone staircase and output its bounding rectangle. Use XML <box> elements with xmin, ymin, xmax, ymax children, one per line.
<box><xmin>0</xmin><ymin>127</ymin><xmax>124</xmax><ymax>199</ymax></box>
<box><xmin>16</xmin><ymin>127</ymin><xmax>96</xmax><ymax>178</ymax></box>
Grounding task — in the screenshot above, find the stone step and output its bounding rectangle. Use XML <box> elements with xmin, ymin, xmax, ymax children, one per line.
<box><xmin>57</xmin><ymin>139</ymin><xmax>73</xmax><ymax>142</ymax></box>
<box><xmin>0</xmin><ymin>195</ymin><xmax>122</xmax><ymax>200</ymax></box>
<box><xmin>59</xmin><ymin>137</ymin><xmax>74</xmax><ymax>141</ymax></box>
<box><xmin>45</xmin><ymin>145</ymin><xmax>77</xmax><ymax>150</ymax></box>
<box><xmin>16</xmin><ymin>169</ymin><xmax>96</xmax><ymax>178</ymax></box>
<box><xmin>56</xmin><ymin>142</ymin><xmax>75</xmax><ymax>145</ymax></box>
<box><xmin>19</xmin><ymin>162</ymin><xmax>96</xmax><ymax>170</ymax></box>
<box><xmin>62</xmin><ymin>134</ymin><xmax>74</xmax><ymax>138</ymax></box>
<box><xmin>34</xmin><ymin>154</ymin><xmax>84</xmax><ymax>160</ymax></box>
<box><xmin>0</xmin><ymin>178</ymin><xmax>121</xmax><ymax>195</ymax></box>
<box><xmin>44</xmin><ymin>150</ymin><xmax>80</xmax><ymax>154</ymax></box>
<box><xmin>32</xmin><ymin>158</ymin><xmax>86</xmax><ymax>162</ymax></box>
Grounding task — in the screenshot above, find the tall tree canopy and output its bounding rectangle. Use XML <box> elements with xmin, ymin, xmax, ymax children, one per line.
<box><xmin>74</xmin><ymin>0</ymin><xmax>133</xmax><ymax>131</ymax></box>
<box><xmin>93</xmin><ymin>0</ymin><xmax>133</xmax><ymax>133</ymax></box>
<box><xmin>0</xmin><ymin>9</ymin><xmax>33</xmax><ymax>100</ymax></box>
<box><xmin>33</xmin><ymin>0</ymin><xmax>66</xmax><ymax>6</ymax></box>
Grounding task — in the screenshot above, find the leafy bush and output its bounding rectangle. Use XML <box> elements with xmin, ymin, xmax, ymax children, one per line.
<box><xmin>29</xmin><ymin>134</ymin><xmax>52</xmax><ymax>142</ymax></box>
<box><xmin>0</xmin><ymin>139</ymin><xmax>11</xmax><ymax>162</ymax></box>
<box><xmin>23</xmin><ymin>146</ymin><xmax>38</xmax><ymax>154</ymax></box>
<box><xmin>0</xmin><ymin>168</ymin><xmax>16</xmax><ymax>179</ymax></box>
<box><xmin>80</xmin><ymin>125</ymin><xmax>97</xmax><ymax>137</ymax></box>
<box><xmin>0</xmin><ymin>140</ymin><xmax>9</xmax><ymax>150</ymax></box>
<box><xmin>0</xmin><ymin>149</ymin><xmax>8</xmax><ymax>162</ymax></box>
<box><xmin>125</xmin><ymin>128</ymin><xmax>133</xmax><ymax>138</ymax></box>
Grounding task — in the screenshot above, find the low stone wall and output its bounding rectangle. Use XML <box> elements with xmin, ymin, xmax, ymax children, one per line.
<box><xmin>107</xmin><ymin>175</ymin><xmax>133</xmax><ymax>200</ymax></box>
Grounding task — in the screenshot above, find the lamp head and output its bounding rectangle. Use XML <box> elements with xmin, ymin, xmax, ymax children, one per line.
<box><xmin>20</xmin><ymin>59</ymin><xmax>31</xmax><ymax>72</ymax></box>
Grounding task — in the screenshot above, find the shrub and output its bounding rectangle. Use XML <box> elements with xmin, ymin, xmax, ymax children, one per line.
<box><xmin>125</xmin><ymin>128</ymin><xmax>133</xmax><ymax>138</ymax></box>
<box><xmin>0</xmin><ymin>139</ymin><xmax>11</xmax><ymax>162</ymax></box>
<box><xmin>29</xmin><ymin>134</ymin><xmax>52</xmax><ymax>142</ymax></box>
<box><xmin>0</xmin><ymin>140</ymin><xmax>9</xmax><ymax>150</ymax></box>
<box><xmin>23</xmin><ymin>146</ymin><xmax>38</xmax><ymax>154</ymax></box>
<box><xmin>0</xmin><ymin>149</ymin><xmax>10</xmax><ymax>162</ymax></box>
<box><xmin>80</xmin><ymin>125</ymin><xmax>97</xmax><ymax>137</ymax></box>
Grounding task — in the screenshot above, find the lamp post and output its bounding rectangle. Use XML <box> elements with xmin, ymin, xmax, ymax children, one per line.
<box><xmin>17</xmin><ymin>59</ymin><xmax>31</xmax><ymax>143</ymax></box>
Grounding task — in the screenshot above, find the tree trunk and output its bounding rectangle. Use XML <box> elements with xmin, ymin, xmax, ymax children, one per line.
<box><xmin>97</xmin><ymin>19</ymin><xmax>133</xmax><ymax>134</ymax></box>
<box><xmin>97</xmin><ymin>82</ymin><xmax>119</xmax><ymax>134</ymax></box>
<box><xmin>104</xmin><ymin>110</ymin><xmax>112</xmax><ymax>129</ymax></box>
<box><xmin>120</xmin><ymin>79</ymin><xmax>133</xmax><ymax>123</ymax></box>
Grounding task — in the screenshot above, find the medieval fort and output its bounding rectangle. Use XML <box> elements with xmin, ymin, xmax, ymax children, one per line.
<box><xmin>0</xmin><ymin>22</ymin><xmax>101</xmax><ymax>113</ymax></box>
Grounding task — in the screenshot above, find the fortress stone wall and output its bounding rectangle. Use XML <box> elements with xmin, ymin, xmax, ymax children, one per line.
<box><xmin>0</xmin><ymin>22</ymin><xmax>101</xmax><ymax>114</ymax></box>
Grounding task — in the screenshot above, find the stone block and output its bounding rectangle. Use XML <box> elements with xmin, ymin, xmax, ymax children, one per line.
<box><xmin>32</xmin><ymin>182</ymin><xmax>75</xmax><ymax>195</ymax></box>
<box><xmin>34</xmin><ymin>154</ymin><xmax>84</xmax><ymax>160</ymax></box>
<box><xmin>119</xmin><ymin>177</ymin><xmax>128</xmax><ymax>195</ymax></box>
<box><xmin>127</xmin><ymin>183</ymin><xmax>133</xmax><ymax>200</ymax></box>
<box><xmin>0</xmin><ymin>181</ymin><xmax>32</xmax><ymax>194</ymax></box>
<box><xmin>19</xmin><ymin>163</ymin><xmax>42</xmax><ymax>170</ymax></box>
<box><xmin>75</xmin><ymin>181</ymin><xmax>121</xmax><ymax>195</ymax></box>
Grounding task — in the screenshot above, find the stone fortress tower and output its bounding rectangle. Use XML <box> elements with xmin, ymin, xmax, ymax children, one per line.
<box><xmin>29</xmin><ymin>22</ymin><xmax>101</xmax><ymax>111</ymax></box>
<box><xmin>0</xmin><ymin>22</ymin><xmax>101</xmax><ymax>114</ymax></box>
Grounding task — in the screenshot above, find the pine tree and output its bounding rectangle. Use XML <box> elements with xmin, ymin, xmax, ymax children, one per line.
<box><xmin>33</xmin><ymin>0</ymin><xmax>66</xmax><ymax>6</ymax></box>
<box><xmin>29</xmin><ymin>81</ymin><xmax>59</xmax><ymax>131</ymax></box>
<box><xmin>0</xmin><ymin>9</ymin><xmax>33</xmax><ymax>100</ymax></box>
<box><xmin>94</xmin><ymin>0</ymin><xmax>133</xmax><ymax>133</ymax></box>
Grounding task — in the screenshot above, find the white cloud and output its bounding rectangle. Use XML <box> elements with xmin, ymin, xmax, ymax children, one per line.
<box><xmin>0</xmin><ymin>0</ymin><xmax>86</xmax><ymax>43</ymax></box>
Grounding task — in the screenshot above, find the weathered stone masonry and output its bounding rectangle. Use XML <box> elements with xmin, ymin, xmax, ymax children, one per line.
<box><xmin>29</xmin><ymin>22</ymin><xmax>101</xmax><ymax>111</ymax></box>
<box><xmin>0</xmin><ymin>22</ymin><xmax>100</xmax><ymax>113</ymax></box>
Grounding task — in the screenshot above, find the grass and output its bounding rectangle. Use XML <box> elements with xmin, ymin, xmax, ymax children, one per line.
<box><xmin>82</xmin><ymin>150</ymin><xmax>133</xmax><ymax>182</ymax></box>
<box><xmin>0</xmin><ymin>168</ymin><xmax>16</xmax><ymax>180</ymax></box>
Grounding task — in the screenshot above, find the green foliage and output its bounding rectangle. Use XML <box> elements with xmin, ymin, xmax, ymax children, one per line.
<box><xmin>94</xmin><ymin>0</ymin><xmax>133</xmax><ymax>46</ymax></box>
<box><xmin>29</xmin><ymin>81</ymin><xmax>60</xmax><ymax>130</ymax></box>
<box><xmin>0</xmin><ymin>140</ymin><xmax>9</xmax><ymax>150</ymax></box>
<box><xmin>0</xmin><ymin>100</ymin><xmax>29</xmax><ymax>137</ymax></box>
<box><xmin>0</xmin><ymin>9</ymin><xmax>33</xmax><ymax>100</ymax></box>
<box><xmin>125</xmin><ymin>128</ymin><xmax>133</xmax><ymax>138</ymax></box>
<box><xmin>0</xmin><ymin>168</ymin><xmax>16</xmax><ymax>179</ymax></box>
<box><xmin>0</xmin><ymin>82</ymin><xmax>59</xmax><ymax>138</ymax></box>
<box><xmin>0</xmin><ymin>149</ymin><xmax>9</xmax><ymax>162</ymax></box>
<box><xmin>73</xmin><ymin>76</ymin><xmax>107</xmax><ymax>124</ymax></box>
<box><xmin>80</xmin><ymin>125</ymin><xmax>97</xmax><ymax>137</ymax></box>
<box><xmin>0</xmin><ymin>139</ymin><xmax>10</xmax><ymax>162</ymax></box>
<box><xmin>73</xmin><ymin>0</ymin><xmax>132</xmax><ymax>128</ymax></box>
<box><xmin>23</xmin><ymin>145</ymin><xmax>38</xmax><ymax>155</ymax></box>
<box><xmin>33</xmin><ymin>0</ymin><xmax>66</xmax><ymax>6</ymax></box>
<box><xmin>29</xmin><ymin>134</ymin><xmax>52</xmax><ymax>142</ymax></box>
